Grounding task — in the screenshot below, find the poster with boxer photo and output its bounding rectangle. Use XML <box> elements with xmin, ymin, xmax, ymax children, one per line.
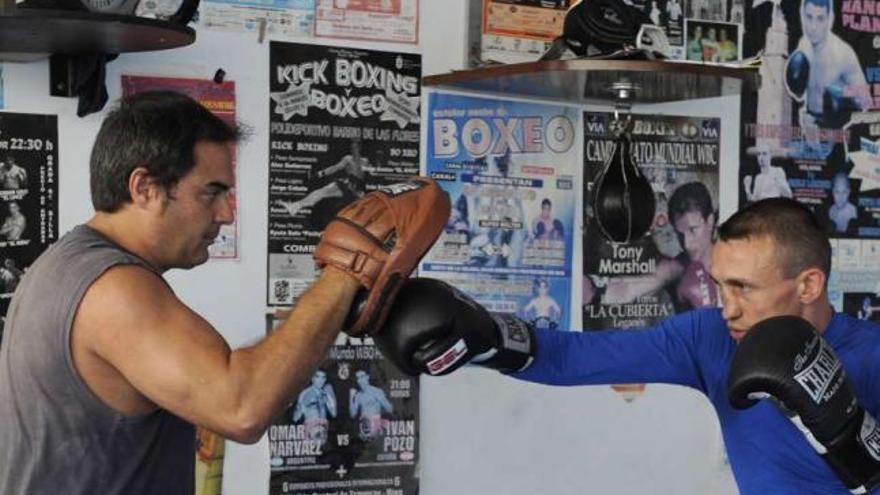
<box><xmin>582</xmin><ymin>112</ymin><xmax>720</xmax><ymax>398</ymax></box>
<box><xmin>265</xmin><ymin>312</ymin><xmax>419</xmax><ymax>495</ymax></box>
<box><xmin>419</xmin><ymin>91</ymin><xmax>579</xmax><ymax>331</ymax></box>
<box><xmin>121</xmin><ymin>75</ymin><xmax>240</xmax><ymax>260</ymax></box>
<box><xmin>582</xmin><ymin>112</ymin><xmax>721</xmax><ymax>323</ymax></box>
<box><xmin>266</xmin><ymin>42</ymin><xmax>421</xmax><ymax>305</ymax></box>
<box><xmin>739</xmin><ymin>0</ymin><xmax>880</xmax><ymax>317</ymax></box>
<box><xmin>0</xmin><ymin>112</ymin><xmax>58</xmax><ymax>346</ymax></box>
<box><xmin>739</xmin><ymin>0</ymin><xmax>879</xmax><ymax>235</ymax></box>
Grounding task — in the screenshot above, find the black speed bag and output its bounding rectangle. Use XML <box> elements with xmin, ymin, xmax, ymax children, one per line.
<box><xmin>592</xmin><ymin>132</ymin><xmax>656</xmax><ymax>244</ymax></box>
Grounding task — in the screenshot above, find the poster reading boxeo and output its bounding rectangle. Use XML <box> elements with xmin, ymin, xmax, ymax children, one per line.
<box><xmin>421</xmin><ymin>92</ymin><xmax>579</xmax><ymax>332</ymax></box>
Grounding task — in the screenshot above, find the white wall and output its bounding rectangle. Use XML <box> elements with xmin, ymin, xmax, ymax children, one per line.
<box><xmin>1</xmin><ymin>1</ymin><xmax>741</xmax><ymax>493</ymax></box>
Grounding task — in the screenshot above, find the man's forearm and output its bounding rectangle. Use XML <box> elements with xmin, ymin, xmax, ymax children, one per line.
<box><xmin>226</xmin><ymin>267</ymin><xmax>359</xmax><ymax>438</ymax></box>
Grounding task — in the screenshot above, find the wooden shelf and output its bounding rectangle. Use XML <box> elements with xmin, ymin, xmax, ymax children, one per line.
<box><xmin>423</xmin><ymin>59</ymin><xmax>760</xmax><ymax>106</ymax></box>
<box><xmin>0</xmin><ymin>7</ymin><xmax>194</xmax><ymax>61</ymax></box>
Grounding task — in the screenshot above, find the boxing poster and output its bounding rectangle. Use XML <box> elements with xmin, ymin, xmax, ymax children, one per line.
<box><xmin>0</xmin><ymin>112</ymin><xmax>58</xmax><ymax>346</ymax></box>
<box><xmin>266</xmin><ymin>313</ymin><xmax>419</xmax><ymax>495</ymax></box>
<box><xmin>420</xmin><ymin>91</ymin><xmax>579</xmax><ymax>332</ymax></box>
<box><xmin>315</xmin><ymin>0</ymin><xmax>419</xmax><ymax>44</ymax></box>
<box><xmin>267</xmin><ymin>42</ymin><xmax>421</xmax><ymax>305</ymax></box>
<box><xmin>738</xmin><ymin>0</ymin><xmax>880</xmax><ymax>315</ymax></box>
<box><xmin>582</xmin><ymin>112</ymin><xmax>720</xmax><ymax>398</ymax></box>
<box><xmin>121</xmin><ymin>75</ymin><xmax>240</xmax><ymax>260</ymax></box>
<box><xmin>582</xmin><ymin>112</ymin><xmax>721</xmax><ymax>326</ymax></box>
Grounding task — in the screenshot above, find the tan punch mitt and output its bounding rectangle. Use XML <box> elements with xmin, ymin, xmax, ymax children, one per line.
<box><xmin>314</xmin><ymin>177</ymin><xmax>451</xmax><ymax>335</ymax></box>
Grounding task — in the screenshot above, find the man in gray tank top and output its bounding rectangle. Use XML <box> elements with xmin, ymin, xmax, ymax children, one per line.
<box><xmin>0</xmin><ymin>92</ymin><xmax>365</xmax><ymax>494</ymax></box>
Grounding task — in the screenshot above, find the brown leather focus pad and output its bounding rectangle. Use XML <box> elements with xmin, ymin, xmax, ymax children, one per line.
<box><xmin>314</xmin><ymin>177</ymin><xmax>451</xmax><ymax>335</ymax></box>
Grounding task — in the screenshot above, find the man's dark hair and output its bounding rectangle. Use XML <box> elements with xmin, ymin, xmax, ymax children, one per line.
<box><xmin>90</xmin><ymin>91</ymin><xmax>243</xmax><ymax>212</ymax></box>
<box><xmin>668</xmin><ymin>181</ymin><xmax>714</xmax><ymax>222</ymax></box>
<box><xmin>717</xmin><ymin>197</ymin><xmax>831</xmax><ymax>278</ymax></box>
<box><xmin>804</xmin><ymin>0</ymin><xmax>831</xmax><ymax>13</ymax></box>
<box><xmin>541</xmin><ymin>198</ymin><xmax>552</xmax><ymax>208</ymax></box>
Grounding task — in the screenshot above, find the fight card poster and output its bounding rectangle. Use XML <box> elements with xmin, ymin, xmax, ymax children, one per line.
<box><xmin>739</xmin><ymin>0</ymin><xmax>880</xmax><ymax>315</ymax></box>
<box><xmin>0</xmin><ymin>112</ymin><xmax>58</xmax><ymax>346</ymax></box>
<box><xmin>315</xmin><ymin>0</ymin><xmax>419</xmax><ymax>44</ymax></box>
<box><xmin>582</xmin><ymin>113</ymin><xmax>720</xmax><ymax>398</ymax></box>
<box><xmin>420</xmin><ymin>92</ymin><xmax>578</xmax><ymax>332</ymax></box>
<box><xmin>267</xmin><ymin>42</ymin><xmax>421</xmax><ymax>305</ymax></box>
<box><xmin>266</xmin><ymin>314</ymin><xmax>419</xmax><ymax>495</ymax></box>
<box><xmin>121</xmin><ymin>75</ymin><xmax>240</xmax><ymax>260</ymax></box>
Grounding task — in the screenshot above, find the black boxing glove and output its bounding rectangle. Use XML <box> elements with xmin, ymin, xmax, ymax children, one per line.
<box><xmin>374</xmin><ymin>278</ymin><xmax>536</xmax><ymax>376</ymax></box>
<box><xmin>728</xmin><ymin>316</ymin><xmax>880</xmax><ymax>494</ymax></box>
<box><xmin>785</xmin><ymin>49</ymin><xmax>810</xmax><ymax>100</ymax></box>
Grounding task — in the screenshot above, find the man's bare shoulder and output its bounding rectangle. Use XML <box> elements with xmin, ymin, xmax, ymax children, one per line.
<box><xmin>73</xmin><ymin>264</ymin><xmax>195</xmax><ymax>352</ymax></box>
<box><xmin>83</xmin><ymin>264</ymin><xmax>174</xmax><ymax>315</ymax></box>
<box><xmin>829</xmin><ymin>34</ymin><xmax>860</xmax><ymax>62</ymax></box>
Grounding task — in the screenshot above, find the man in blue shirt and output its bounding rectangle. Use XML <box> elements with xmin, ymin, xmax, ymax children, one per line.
<box><xmin>375</xmin><ymin>197</ymin><xmax>880</xmax><ymax>494</ymax></box>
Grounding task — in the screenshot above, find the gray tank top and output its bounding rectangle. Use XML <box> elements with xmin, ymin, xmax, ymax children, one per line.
<box><xmin>0</xmin><ymin>224</ymin><xmax>194</xmax><ymax>495</ymax></box>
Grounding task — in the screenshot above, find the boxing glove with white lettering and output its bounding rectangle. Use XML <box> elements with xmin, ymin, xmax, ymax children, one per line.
<box><xmin>728</xmin><ymin>315</ymin><xmax>880</xmax><ymax>494</ymax></box>
<box><xmin>374</xmin><ymin>278</ymin><xmax>535</xmax><ymax>376</ymax></box>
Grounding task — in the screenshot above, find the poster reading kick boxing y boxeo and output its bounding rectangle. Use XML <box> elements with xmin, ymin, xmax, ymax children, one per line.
<box><xmin>266</xmin><ymin>41</ymin><xmax>421</xmax><ymax>306</ymax></box>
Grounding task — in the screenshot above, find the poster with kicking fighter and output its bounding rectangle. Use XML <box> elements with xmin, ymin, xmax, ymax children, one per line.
<box><xmin>267</xmin><ymin>42</ymin><xmax>421</xmax><ymax>306</ymax></box>
<box><xmin>739</xmin><ymin>0</ymin><xmax>880</xmax><ymax>317</ymax></box>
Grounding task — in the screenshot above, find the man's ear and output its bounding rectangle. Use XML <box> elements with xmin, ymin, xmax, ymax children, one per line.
<box><xmin>128</xmin><ymin>167</ymin><xmax>160</xmax><ymax>208</ymax></box>
<box><xmin>796</xmin><ymin>267</ymin><xmax>826</xmax><ymax>305</ymax></box>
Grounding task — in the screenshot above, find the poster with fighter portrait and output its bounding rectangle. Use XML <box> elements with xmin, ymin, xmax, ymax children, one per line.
<box><xmin>265</xmin><ymin>313</ymin><xmax>419</xmax><ymax>495</ymax></box>
<box><xmin>420</xmin><ymin>92</ymin><xmax>579</xmax><ymax>332</ymax></box>
<box><xmin>739</xmin><ymin>0</ymin><xmax>880</xmax><ymax>316</ymax></box>
<box><xmin>0</xmin><ymin>112</ymin><xmax>58</xmax><ymax>347</ymax></box>
<box><xmin>581</xmin><ymin>112</ymin><xmax>720</xmax><ymax>399</ymax></box>
<box><xmin>266</xmin><ymin>42</ymin><xmax>421</xmax><ymax>306</ymax></box>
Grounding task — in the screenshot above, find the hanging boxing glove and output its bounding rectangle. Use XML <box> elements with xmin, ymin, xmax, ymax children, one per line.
<box><xmin>592</xmin><ymin>120</ymin><xmax>656</xmax><ymax>244</ymax></box>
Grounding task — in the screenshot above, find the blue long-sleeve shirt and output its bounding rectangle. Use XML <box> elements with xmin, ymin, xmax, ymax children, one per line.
<box><xmin>512</xmin><ymin>308</ymin><xmax>880</xmax><ymax>495</ymax></box>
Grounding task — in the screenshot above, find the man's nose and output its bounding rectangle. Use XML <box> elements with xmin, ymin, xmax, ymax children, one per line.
<box><xmin>216</xmin><ymin>194</ymin><xmax>235</xmax><ymax>225</ymax></box>
<box><xmin>720</xmin><ymin>290</ymin><xmax>740</xmax><ymax>321</ymax></box>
